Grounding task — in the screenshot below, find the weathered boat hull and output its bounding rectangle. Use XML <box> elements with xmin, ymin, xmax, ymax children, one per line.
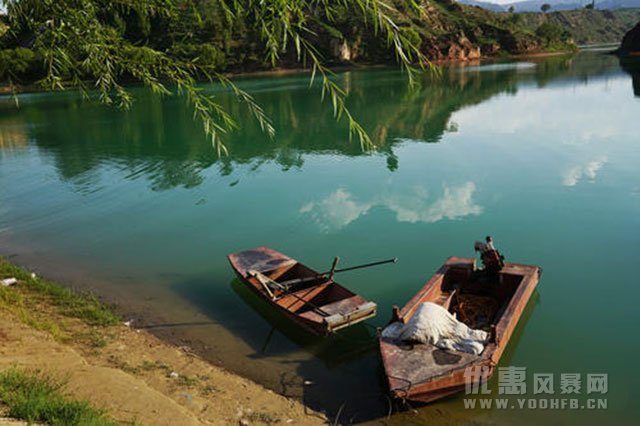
<box><xmin>228</xmin><ymin>247</ymin><xmax>377</xmax><ymax>335</ymax></box>
<box><xmin>379</xmin><ymin>257</ymin><xmax>540</xmax><ymax>403</ymax></box>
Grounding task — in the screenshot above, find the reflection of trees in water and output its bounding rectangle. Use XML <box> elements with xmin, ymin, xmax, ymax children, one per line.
<box><xmin>0</xmin><ymin>116</ymin><xmax>28</xmax><ymax>150</ymax></box>
<box><xmin>349</xmin><ymin>65</ymin><xmax>521</xmax><ymax>145</ymax></box>
<box><xmin>533</xmin><ymin>52</ymin><xmax>623</xmax><ymax>87</ymax></box>
<box><xmin>0</xmin><ymin>54</ymin><xmax>619</xmax><ymax>191</ymax></box>
<box><xmin>619</xmin><ymin>57</ymin><xmax>640</xmax><ymax>97</ymax></box>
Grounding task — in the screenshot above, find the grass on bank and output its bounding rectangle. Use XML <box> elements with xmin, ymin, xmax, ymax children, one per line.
<box><xmin>0</xmin><ymin>368</ymin><xmax>118</xmax><ymax>426</ymax></box>
<box><xmin>0</xmin><ymin>257</ymin><xmax>120</xmax><ymax>340</ymax></box>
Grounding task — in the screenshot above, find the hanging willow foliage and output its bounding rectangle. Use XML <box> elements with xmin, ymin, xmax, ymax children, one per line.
<box><xmin>1</xmin><ymin>0</ymin><xmax>431</xmax><ymax>152</ymax></box>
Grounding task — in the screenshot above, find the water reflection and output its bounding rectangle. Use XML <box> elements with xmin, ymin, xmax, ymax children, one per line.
<box><xmin>530</xmin><ymin>53</ymin><xmax>622</xmax><ymax>87</ymax></box>
<box><xmin>459</xmin><ymin>62</ymin><xmax>537</xmax><ymax>72</ymax></box>
<box><xmin>562</xmin><ymin>157</ymin><xmax>607</xmax><ymax>187</ymax></box>
<box><xmin>300</xmin><ymin>182</ymin><xmax>482</xmax><ymax>232</ymax></box>
<box><xmin>0</xmin><ymin>116</ymin><xmax>28</xmax><ymax>151</ymax></box>
<box><xmin>619</xmin><ymin>57</ymin><xmax>640</xmax><ymax>96</ymax></box>
<box><xmin>1</xmin><ymin>51</ymin><xmax>628</xmax><ymax>194</ymax></box>
<box><xmin>300</xmin><ymin>189</ymin><xmax>373</xmax><ymax>231</ymax></box>
<box><xmin>384</xmin><ymin>182</ymin><xmax>482</xmax><ymax>224</ymax></box>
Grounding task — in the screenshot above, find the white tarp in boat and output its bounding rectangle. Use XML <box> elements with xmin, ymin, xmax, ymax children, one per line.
<box><xmin>382</xmin><ymin>302</ymin><xmax>490</xmax><ymax>355</ymax></box>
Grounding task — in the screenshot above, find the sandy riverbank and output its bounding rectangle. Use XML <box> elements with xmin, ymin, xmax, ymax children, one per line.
<box><xmin>0</xmin><ymin>259</ymin><xmax>325</xmax><ymax>425</ymax></box>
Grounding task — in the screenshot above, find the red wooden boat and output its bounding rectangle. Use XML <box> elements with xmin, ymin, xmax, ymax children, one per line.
<box><xmin>228</xmin><ymin>247</ymin><xmax>377</xmax><ymax>335</ymax></box>
<box><xmin>379</xmin><ymin>257</ymin><xmax>541</xmax><ymax>403</ymax></box>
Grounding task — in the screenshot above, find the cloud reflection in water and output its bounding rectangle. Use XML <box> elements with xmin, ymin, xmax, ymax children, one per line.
<box><xmin>562</xmin><ymin>157</ymin><xmax>607</xmax><ymax>187</ymax></box>
<box><xmin>300</xmin><ymin>182</ymin><xmax>482</xmax><ymax>231</ymax></box>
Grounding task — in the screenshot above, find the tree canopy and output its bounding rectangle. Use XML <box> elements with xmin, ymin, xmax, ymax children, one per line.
<box><xmin>535</xmin><ymin>22</ymin><xmax>568</xmax><ymax>45</ymax></box>
<box><xmin>0</xmin><ymin>0</ymin><xmax>430</xmax><ymax>153</ymax></box>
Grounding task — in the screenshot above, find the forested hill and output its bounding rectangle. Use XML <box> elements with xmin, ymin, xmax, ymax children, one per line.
<box><xmin>0</xmin><ymin>0</ymin><xmax>575</xmax><ymax>87</ymax></box>
<box><xmin>377</xmin><ymin>0</ymin><xmax>575</xmax><ymax>60</ymax></box>
<box><xmin>517</xmin><ymin>7</ymin><xmax>640</xmax><ymax>44</ymax></box>
<box><xmin>309</xmin><ymin>0</ymin><xmax>576</xmax><ymax>65</ymax></box>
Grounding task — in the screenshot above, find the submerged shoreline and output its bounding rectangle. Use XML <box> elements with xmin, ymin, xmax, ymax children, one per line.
<box><xmin>0</xmin><ymin>256</ymin><xmax>325</xmax><ymax>425</ymax></box>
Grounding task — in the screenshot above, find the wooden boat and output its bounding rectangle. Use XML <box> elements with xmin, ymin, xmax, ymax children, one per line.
<box><xmin>379</xmin><ymin>257</ymin><xmax>541</xmax><ymax>403</ymax></box>
<box><xmin>227</xmin><ymin>247</ymin><xmax>377</xmax><ymax>335</ymax></box>
<box><xmin>231</xmin><ymin>279</ymin><xmax>378</xmax><ymax>368</ymax></box>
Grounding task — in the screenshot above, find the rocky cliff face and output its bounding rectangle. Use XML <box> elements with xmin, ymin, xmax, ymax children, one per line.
<box><xmin>619</xmin><ymin>22</ymin><xmax>640</xmax><ymax>55</ymax></box>
<box><xmin>412</xmin><ymin>0</ymin><xmax>545</xmax><ymax>61</ymax></box>
<box><xmin>324</xmin><ymin>0</ymin><xmax>570</xmax><ymax>65</ymax></box>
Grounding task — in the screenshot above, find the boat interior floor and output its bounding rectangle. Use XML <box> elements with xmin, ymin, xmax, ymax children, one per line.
<box><xmin>380</xmin><ymin>336</ymin><xmax>480</xmax><ymax>391</ymax></box>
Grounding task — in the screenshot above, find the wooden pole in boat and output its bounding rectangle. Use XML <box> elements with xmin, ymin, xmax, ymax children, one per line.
<box><xmin>328</xmin><ymin>256</ymin><xmax>340</xmax><ymax>281</ymax></box>
<box><xmin>278</xmin><ymin>257</ymin><xmax>398</xmax><ymax>288</ymax></box>
<box><xmin>331</xmin><ymin>258</ymin><xmax>398</xmax><ymax>274</ymax></box>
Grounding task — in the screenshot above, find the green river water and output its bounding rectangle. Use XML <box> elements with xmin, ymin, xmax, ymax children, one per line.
<box><xmin>1</xmin><ymin>51</ymin><xmax>639</xmax><ymax>424</ymax></box>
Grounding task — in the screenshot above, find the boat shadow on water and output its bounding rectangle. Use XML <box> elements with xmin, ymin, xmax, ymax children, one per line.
<box><xmin>231</xmin><ymin>277</ymin><xmax>407</xmax><ymax>423</ymax></box>
<box><xmin>230</xmin><ymin>278</ymin><xmax>407</xmax><ymax>422</ymax></box>
<box><xmin>230</xmin><ymin>278</ymin><xmax>377</xmax><ymax>369</ymax></box>
<box><xmin>159</xmin><ymin>271</ymin><xmax>542</xmax><ymax>424</ymax></box>
<box><xmin>159</xmin><ymin>274</ymin><xmax>392</xmax><ymax>422</ymax></box>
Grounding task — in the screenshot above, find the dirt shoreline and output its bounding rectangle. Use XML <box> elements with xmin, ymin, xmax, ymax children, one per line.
<box><xmin>0</xmin><ymin>259</ymin><xmax>325</xmax><ymax>425</ymax></box>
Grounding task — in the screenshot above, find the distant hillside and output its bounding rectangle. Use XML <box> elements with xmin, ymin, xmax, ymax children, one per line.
<box><xmin>458</xmin><ymin>0</ymin><xmax>640</xmax><ymax>12</ymax></box>
<box><xmin>314</xmin><ymin>0</ymin><xmax>575</xmax><ymax>63</ymax></box>
<box><xmin>518</xmin><ymin>8</ymin><xmax>640</xmax><ymax>44</ymax></box>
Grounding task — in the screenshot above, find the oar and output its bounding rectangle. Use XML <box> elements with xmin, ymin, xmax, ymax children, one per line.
<box><xmin>279</xmin><ymin>257</ymin><xmax>398</xmax><ymax>288</ymax></box>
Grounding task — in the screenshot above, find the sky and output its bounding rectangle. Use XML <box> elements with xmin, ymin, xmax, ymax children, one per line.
<box><xmin>482</xmin><ymin>0</ymin><xmax>541</xmax><ymax>3</ymax></box>
<box><xmin>467</xmin><ymin>0</ymin><xmax>581</xmax><ymax>3</ymax></box>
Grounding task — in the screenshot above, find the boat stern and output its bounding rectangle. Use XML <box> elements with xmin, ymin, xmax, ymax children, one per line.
<box><xmin>323</xmin><ymin>300</ymin><xmax>377</xmax><ymax>332</ymax></box>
